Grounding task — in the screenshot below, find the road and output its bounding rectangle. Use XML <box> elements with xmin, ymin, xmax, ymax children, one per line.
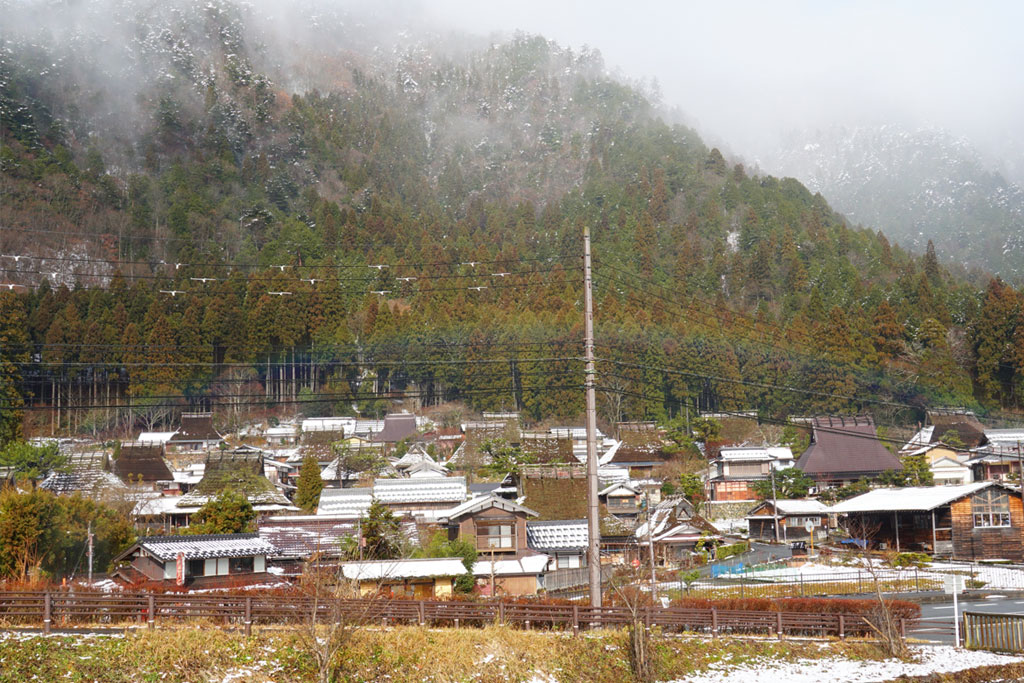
<box><xmin>913</xmin><ymin>594</ymin><xmax>1024</xmax><ymax>644</ymax></box>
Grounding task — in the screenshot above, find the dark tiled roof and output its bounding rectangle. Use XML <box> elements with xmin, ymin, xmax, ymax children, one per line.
<box><xmin>796</xmin><ymin>416</ymin><xmax>903</xmax><ymax>477</ymax></box>
<box><xmin>114</xmin><ymin>444</ymin><xmax>172</xmax><ymax>482</ymax></box>
<box><xmin>135</xmin><ymin>533</ymin><xmax>276</xmax><ymax>561</ymax></box>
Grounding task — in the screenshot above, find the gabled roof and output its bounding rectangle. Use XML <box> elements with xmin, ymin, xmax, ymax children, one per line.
<box><xmin>169</xmin><ymin>413</ymin><xmax>222</xmax><ymax>443</ymax></box>
<box><xmin>407</xmin><ymin>460</ymin><xmax>448</xmax><ymax>477</ymax></box>
<box><xmin>795</xmin><ymin>416</ymin><xmax>902</xmax><ymax>477</ymax></box>
<box><xmin>373</xmin><ymin>476</ymin><xmax>467</xmax><ymax>505</ymax></box>
<box><xmin>341</xmin><ymin>557</ymin><xmax>467</xmax><ymax>581</ymax></box>
<box><xmin>746</xmin><ymin>499</ymin><xmax>830</xmax><ymax>518</ymax></box>
<box><xmin>114</xmin><ymin>443</ymin><xmax>172</xmax><ymax>482</ymax></box>
<box><xmin>177</xmin><ymin>452</ymin><xmax>292</xmax><ymax>508</ymax></box>
<box><xmin>259</xmin><ymin>516</ymin><xmax>357</xmax><ymax>559</ymax></box>
<box><xmin>120</xmin><ymin>533</ymin><xmax>277</xmax><ymax>562</ymax></box>
<box><xmin>927</xmin><ymin>410</ymin><xmax>988</xmax><ymax>449</ymax></box>
<box><xmin>716</xmin><ymin>446</ymin><xmax>794</xmax><ymax>462</ymax></box>
<box><xmin>830</xmin><ymin>482</ymin><xmax>1010</xmax><ymax>513</ymax></box>
<box><xmin>317</xmin><ymin>487</ymin><xmax>374</xmax><ymax>516</ymax></box>
<box><xmin>372</xmin><ymin>414</ymin><xmax>418</xmax><ymax>443</ymax></box>
<box><xmin>526</xmin><ymin>519</ymin><xmax>588</xmax><ymax>551</ymax></box>
<box><xmin>599</xmin><ymin>482</ymin><xmax>638</xmax><ymax>497</ymax></box>
<box><xmin>40</xmin><ymin>452</ymin><xmax>126</xmax><ymax>494</ymax></box>
<box><xmin>441</xmin><ymin>494</ymin><xmax>537</xmax><ymax>521</ymax></box>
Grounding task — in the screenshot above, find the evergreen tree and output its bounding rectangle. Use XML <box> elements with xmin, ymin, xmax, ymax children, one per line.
<box><xmin>294</xmin><ymin>455</ymin><xmax>324</xmax><ymax>512</ymax></box>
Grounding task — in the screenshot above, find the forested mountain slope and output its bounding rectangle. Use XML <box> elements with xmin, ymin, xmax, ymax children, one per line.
<box><xmin>764</xmin><ymin>125</ymin><xmax>1024</xmax><ymax>279</ymax></box>
<box><xmin>0</xmin><ymin>0</ymin><xmax>1021</xmax><ymax>442</ymax></box>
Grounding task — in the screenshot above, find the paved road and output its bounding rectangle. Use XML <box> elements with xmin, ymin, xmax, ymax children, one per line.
<box><xmin>913</xmin><ymin>594</ymin><xmax>1024</xmax><ymax>644</ymax></box>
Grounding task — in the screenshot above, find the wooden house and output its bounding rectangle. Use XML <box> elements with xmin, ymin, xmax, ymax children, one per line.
<box><xmin>830</xmin><ymin>482</ymin><xmax>1024</xmax><ymax>561</ymax></box>
<box><xmin>745</xmin><ymin>499</ymin><xmax>830</xmax><ymax>542</ymax></box>
<box><xmin>708</xmin><ymin>446</ymin><xmax>794</xmax><ymax>501</ymax></box>
<box><xmin>341</xmin><ymin>558</ymin><xmax>467</xmax><ymax>598</ymax></box>
<box><xmin>113</xmin><ymin>533</ymin><xmax>279</xmax><ymax>589</ymax></box>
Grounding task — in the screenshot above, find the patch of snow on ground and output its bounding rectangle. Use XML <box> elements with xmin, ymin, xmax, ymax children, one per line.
<box><xmin>670</xmin><ymin>645</ymin><xmax>1023</xmax><ymax>682</ymax></box>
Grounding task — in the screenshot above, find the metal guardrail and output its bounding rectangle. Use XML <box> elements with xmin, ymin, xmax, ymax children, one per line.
<box><xmin>0</xmin><ymin>591</ymin><xmax>914</xmax><ymax>641</ymax></box>
<box><xmin>964</xmin><ymin>611</ymin><xmax>1024</xmax><ymax>653</ymax></box>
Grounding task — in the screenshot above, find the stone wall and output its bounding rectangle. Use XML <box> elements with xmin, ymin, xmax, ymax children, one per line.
<box><xmin>704</xmin><ymin>499</ymin><xmax>758</xmax><ymax>520</ymax></box>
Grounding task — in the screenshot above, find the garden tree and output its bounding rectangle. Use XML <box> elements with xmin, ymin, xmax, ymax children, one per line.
<box><xmin>328</xmin><ymin>443</ymin><xmax>386</xmax><ymax>485</ymax></box>
<box><xmin>183</xmin><ymin>489</ymin><xmax>256</xmax><ymax>535</ymax></box>
<box><xmin>0</xmin><ymin>441</ymin><xmax>67</xmax><ymax>481</ymax></box>
<box><xmin>481</xmin><ymin>438</ymin><xmax>533</xmax><ymax>478</ymax></box>
<box><xmin>417</xmin><ymin>529</ymin><xmax>477</xmax><ymax>594</ymax></box>
<box><xmin>358</xmin><ymin>499</ymin><xmax>403</xmax><ymax>560</ymax></box>
<box><xmin>677</xmin><ymin>473</ymin><xmax>704</xmax><ymax>506</ymax></box>
<box><xmin>49</xmin><ymin>494</ymin><xmax>136</xmax><ymax>578</ymax></box>
<box><xmin>881</xmin><ymin>454</ymin><xmax>934</xmax><ymax>487</ymax></box>
<box><xmin>751</xmin><ymin>467</ymin><xmax>815</xmax><ymax>500</ymax></box>
<box><xmin>294</xmin><ymin>455</ymin><xmax>325</xmax><ymax>512</ymax></box>
<box><xmin>0</xmin><ymin>487</ymin><xmax>61</xmax><ymax>580</ymax></box>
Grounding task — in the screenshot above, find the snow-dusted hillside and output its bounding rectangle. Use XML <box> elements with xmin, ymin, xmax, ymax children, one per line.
<box><xmin>762</xmin><ymin>125</ymin><xmax>1024</xmax><ymax>278</ymax></box>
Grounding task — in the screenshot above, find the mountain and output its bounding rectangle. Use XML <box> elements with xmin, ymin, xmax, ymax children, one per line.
<box><xmin>1</xmin><ymin>0</ymin><xmax>1022</xmax><ymax>442</ymax></box>
<box><xmin>762</xmin><ymin>125</ymin><xmax>1024</xmax><ymax>279</ymax></box>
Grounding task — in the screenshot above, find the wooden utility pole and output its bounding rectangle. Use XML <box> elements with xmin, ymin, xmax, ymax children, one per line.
<box><xmin>584</xmin><ymin>225</ymin><xmax>602</xmax><ymax>608</ymax></box>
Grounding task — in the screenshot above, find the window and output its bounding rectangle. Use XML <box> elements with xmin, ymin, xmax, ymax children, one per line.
<box><xmin>972</xmin><ymin>489</ymin><xmax>1011</xmax><ymax>528</ymax></box>
<box><xmin>229</xmin><ymin>556</ymin><xmax>255</xmax><ymax>574</ymax></box>
<box><xmin>476</xmin><ymin>521</ymin><xmax>514</xmax><ymax>550</ymax></box>
<box><xmin>187</xmin><ymin>559</ymin><xmax>205</xmax><ymax>577</ymax></box>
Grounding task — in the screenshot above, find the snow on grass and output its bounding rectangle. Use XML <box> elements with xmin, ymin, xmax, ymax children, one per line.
<box><xmin>670</xmin><ymin>645</ymin><xmax>1024</xmax><ymax>683</ymax></box>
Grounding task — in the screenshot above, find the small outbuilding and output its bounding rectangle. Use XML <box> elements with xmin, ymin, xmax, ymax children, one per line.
<box><xmin>745</xmin><ymin>499</ymin><xmax>830</xmax><ymax>543</ymax></box>
<box><xmin>340</xmin><ymin>558</ymin><xmax>468</xmax><ymax>598</ymax></box>
<box><xmin>830</xmin><ymin>482</ymin><xmax>1024</xmax><ymax>561</ymax></box>
<box><xmin>113</xmin><ymin>533</ymin><xmax>279</xmax><ymax>589</ymax></box>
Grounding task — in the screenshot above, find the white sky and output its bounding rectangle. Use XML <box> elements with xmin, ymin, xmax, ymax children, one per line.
<box><xmin>422</xmin><ymin>1</ymin><xmax>1024</xmax><ymax>165</ymax></box>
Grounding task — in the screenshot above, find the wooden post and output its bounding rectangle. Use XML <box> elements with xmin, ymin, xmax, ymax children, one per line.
<box><xmin>894</xmin><ymin>512</ymin><xmax>900</xmax><ymax>553</ymax></box>
<box><xmin>43</xmin><ymin>592</ymin><xmax>52</xmax><ymax>634</ymax></box>
<box><xmin>572</xmin><ymin>604</ymin><xmax>579</xmax><ymax>636</ymax></box>
<box><xmin>900</xmin><ymin>618</ymin><xmax>906</xmax><ymax>639</ymax></box>
<box><xmin>244</xmin><ymin>596</ymin><xmax>252</xmax><ymax>637</ymax></box>
<box><xmin>498</xmin><ymin>601</ymin><xmax>505</xmax><ymax>626</ymax></box>
<box><xmin>931</xmin><ymin>510</ymin><xmax>938</xmax><ymax>555</ymax></box>
<box><xmin>147</xmin><ymin>593</ymin><xmax>155</xmax><ymax>630</ymax></box>
<box><xmin>838</xmin><ymin>614</ymin><xmax>845</xmax><ymax>640</ymax></box>
<box><xmin>776</xmin><ymin>611</ymin><xmax>784</xmax><ymax>640</ymax></box>
<box><xmin>418</xmin><ymin>600</ymin><xmax>425</xmax><ymax>626</ymax></box>
<box><xmin>711</xmin><ymin>608</ymin><xmax>718</xmax><ymax>637</ymax></box>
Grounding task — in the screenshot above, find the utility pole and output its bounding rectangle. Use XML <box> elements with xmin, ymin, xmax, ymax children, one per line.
<box><xmin>770</xmin><ymin>466</ymin><xmax>780</xmax><ymax>544</ymax></box>
<box><xmin>646</xmin><ymin>490</ymin><xmax>657</xmax><ymax>604</ymax></box>
<box><xmin>584</xmin><ymin>224</ymin><xmax>602</xmax><ymax>608</ymax></box>
<box><xmin>87</xmin><ymin>520</ymin><xmax>94</xmax><ymax>583</ymax></box>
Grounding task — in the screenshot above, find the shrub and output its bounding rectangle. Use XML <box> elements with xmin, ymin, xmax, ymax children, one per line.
<box><xmin>891</xmin><ymin>552</ymin><xmax>931</xmax><ymax>568</ymax></box>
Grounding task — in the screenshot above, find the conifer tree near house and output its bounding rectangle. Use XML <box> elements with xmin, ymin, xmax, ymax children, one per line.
<box><xmin>295</xmin><ymin>455</ymin><xmax>325</xmax><ymax>513</ymax></box>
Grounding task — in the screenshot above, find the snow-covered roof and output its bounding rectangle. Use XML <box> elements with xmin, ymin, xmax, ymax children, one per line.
<box><xmin>830</xmin><ymin>482</ymin><xmax>1002</xmax><ymax>513</ymax></box>
<box><xmin>301</xmin><ymin>417</ymin><xmax>355</xmax><ymax>434</ymax></box>
<box><xmin>526</xmin><ymin>519</ymin><xmax>588</xmax><ymax>551</ymax></box>
<box><xmin>341</xmin><ymin>558</ymin><xmax>467</xmax><ymax>581</ymax></box>
<box><xmin>317</xmin><ymin>488</ymin><xmax>374</xmax><ymax>516</ymax></box>
<box><xmin>137</xmin><ymin>431</ymin><xmax>177</xmax><ymax>445</ymax></box>
<box><xmin>407</xmin><ymin>460</ymin><xmax>448</xmax><ymax>477</ymax></box>
<box><xmin>472</xmin><ymin>553</ymin><xmax>549</xmax><ymax>576</ymax></box>
<box><xmin>133</xmin><ymin>533</ymin><xmax>277</xmax><ymax>562</ymax></box>
<box><xmin>599</xmin><ymin>482</ymin><xmax>638</xmax><ymax>497</ymax></box>
<box><xmin>373</xmin><ymin>476</ymin><xmax>466</xmax><ymax>504</ymax></box>
<box><xmin>441</xmin><ymin>494</ymin><xmax>536</xmax><ymax>521</ymax></box>
<box><xmin>901</xmin><ymin>426</ymin><xmax>935</xmax><ymax>453</ymax></box>
<box><xmin>266</xmin><ymin>425</ymin><xmax>298</xmax><ymax>437</ymax></box>
<box><xmin>132</xmin><ymin>494</ymin><xmax>185</xmax><ymax>517</ymax></box>
<box><xmin>984</xmin><ymin>429</ymin><xmax>1024</xmax><ymax>444</ymax></box>
<box><xmin>747</xmin><ymin>499</ymin><xmax>830</xmax><ymax>518</ymax></box>
<box><xmin>717</xmin><ymin>446</ymin><xmax>793</xmax><ymax>461</ymax></box>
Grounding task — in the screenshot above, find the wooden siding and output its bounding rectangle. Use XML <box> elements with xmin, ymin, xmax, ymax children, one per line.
<box><xmin>951</xmin><ymin>494</ymin><xmax>1024</xmax><ymax>562</ymax></box>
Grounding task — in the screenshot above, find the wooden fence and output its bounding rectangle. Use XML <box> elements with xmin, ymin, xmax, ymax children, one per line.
<box><xmin>0</xmin><ymin>591</ymin><xmax>915</xmax><ymax>641</ymax></box>
<box><xmin>964</xmin><ymin>612</ymin><xmax>1024</xmax><ymax>653</ymax></box>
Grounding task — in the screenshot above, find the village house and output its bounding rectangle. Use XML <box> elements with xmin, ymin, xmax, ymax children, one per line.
<box><xmin>830</xmin><ymin>482</ymin><xmax>1024</xmax><ymax>561</ymax></box>
<box><xmin>598</xmin><ymin>482</ymin><xmax>642</xmax><ymax>518</ymax></box>
<box><xmin>707</xmin><ymin>446</ymin><xmax>795</xmax><ymax>501</ymax></box>
<box><xmin>341</xmin><ymin>558</ymin><xmax>469</xmax><ymax>598</ymax></box>
<box><xmin>316</xmin><ymin>476</ymin><xmax>467</xmax><ymax>517</ymax></box>
<box><xmin>113</xmin><ymin>533</ymin><xmax>279</xmax><ymax>589</ymax></box>
<box><xmin>526</xmin><ymin>519</ymin><xmax>588</xmax><ymax>570</ymax></box>
<box><xmin>795</xmin><ymin>416</ymin><xmax>903</xmax><ymax>487</ymax></box>
<box><xmin>745</xmin><ymin>499</ymin><xmax>830</xmax><ymax>543</ymax></box>
<box><xmin>113</xmin><ymin>443</ymin><xmax>173</xmax><ymax>489</ymax></box>
<box><xmin>634</xmin><ymin>496</ymin><xmax>720</xmax><ymax>566</ymax></box>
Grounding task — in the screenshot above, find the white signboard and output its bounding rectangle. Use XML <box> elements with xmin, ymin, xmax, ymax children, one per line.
<box><xmin>804</xmin><ymin>520</ymin><xmax>815</xmax><ymax>533</ymax></box>
<box><xmin>943</xmin><ymin>574</ymin><xmax>965</xmax><ymax>595</ymax></box>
